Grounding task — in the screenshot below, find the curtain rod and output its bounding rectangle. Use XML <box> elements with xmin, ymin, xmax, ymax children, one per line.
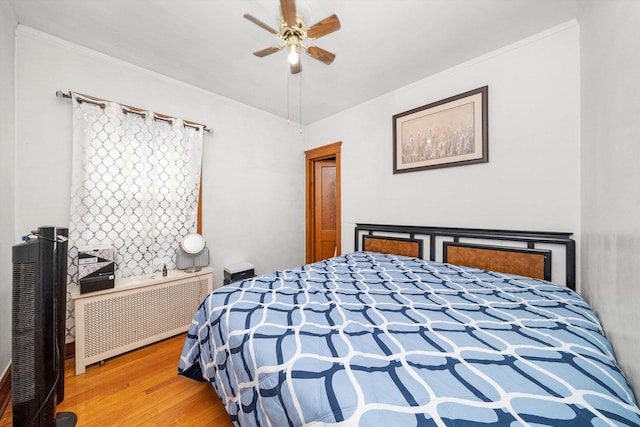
<box><xmin>55</xmin><ymin>90</ymin><xmax>213</xmax><ymax>135</ymax></box>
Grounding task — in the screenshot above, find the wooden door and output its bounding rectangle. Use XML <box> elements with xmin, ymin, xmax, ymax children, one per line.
<box><xmin>305</xmin><ymin>142</ymin><xmax>341</xmax><ymax>263</ymax></box>
<box><xmin>314</xmin><ymin>159</ymin><xmax>337</xmax><ymax>260</ymax></box>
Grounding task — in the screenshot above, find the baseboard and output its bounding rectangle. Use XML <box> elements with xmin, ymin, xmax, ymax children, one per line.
<box><xmin>0</xmin><ymin>366</ymin><xmax>10</xmax><ymax>419</ymax></box>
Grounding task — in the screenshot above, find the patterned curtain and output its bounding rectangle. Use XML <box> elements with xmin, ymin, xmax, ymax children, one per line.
<box><xmin>66</xmin><ymin>93</ymin><xmax>203</xmax><ymax>340</ymax></box>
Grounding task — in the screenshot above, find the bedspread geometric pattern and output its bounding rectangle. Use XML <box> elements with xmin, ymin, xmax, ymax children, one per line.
<box><xmin>179</xmin><ymin>252</ymin><xmax>640</xmax><ymax>426</ymax></box>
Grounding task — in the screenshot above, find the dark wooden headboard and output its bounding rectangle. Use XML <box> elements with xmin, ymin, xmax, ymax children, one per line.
<box><xmin>355</xmin><ymin>223</ymin><xmax>575</xmax><ymax>290</ymax></box>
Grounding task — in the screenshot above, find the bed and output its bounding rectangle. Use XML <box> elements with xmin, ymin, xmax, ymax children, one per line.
<box><xmin>179</xmin><ymin>224</ymin><xmax>640</xmax><ymax>426</ymax></box>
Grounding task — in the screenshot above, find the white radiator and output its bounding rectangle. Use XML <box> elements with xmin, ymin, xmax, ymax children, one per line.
<box><xmin>73</xmin><ymin>267</ymin><xmax>212</xmax><ymax>374</ymax></box>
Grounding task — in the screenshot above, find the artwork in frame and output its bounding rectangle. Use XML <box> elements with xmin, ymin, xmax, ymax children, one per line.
<box><xmin>393</xmin><ymin>86</ymin><xmax>488</xmax><ymax>173</ymax></box>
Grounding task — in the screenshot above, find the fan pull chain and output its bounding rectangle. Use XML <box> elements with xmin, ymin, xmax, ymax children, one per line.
<box><xmin>287</xmin><ymin>71</ymin><xmax>291</xmax><ymax>125</ymax></box>
<box><xmin>299</xmin><ymin>72</ymin><xmax>303</xmax><ymax>134</ymax></box>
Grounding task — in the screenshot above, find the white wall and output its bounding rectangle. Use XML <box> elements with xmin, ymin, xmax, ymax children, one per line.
<box><xmin>0</xmin><ymin>1</ymin><xmax>17</xmax><ymax>381</ymax></box>
<box><xmin>14</xmin><ymin>26</ymin><xmax>307</xmax><ymax>294</ymax></box>
<box><xmin>305</xmin><ymin>22</ymin><xmax>581</xmax><ymax>282</ymax></box>
<box><xmin>579</xmin><ymin>0</ymin><xmax>640</xmax><ymax>396</ymax></box>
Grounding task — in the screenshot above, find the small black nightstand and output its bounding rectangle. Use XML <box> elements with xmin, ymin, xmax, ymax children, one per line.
<box><xmin>223</xmin><ymin>262</ymin><xmax>255</xmax><ymax>285</ymax></box>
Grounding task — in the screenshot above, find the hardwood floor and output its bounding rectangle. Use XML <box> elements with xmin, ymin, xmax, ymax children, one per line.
<box><xmin>0</xmin><ymin>334</ymin><xmax>234</xmax><ymax>426</ymax></box>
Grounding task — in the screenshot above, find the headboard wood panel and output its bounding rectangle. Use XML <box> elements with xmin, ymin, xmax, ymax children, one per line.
<box><xmin>362</xmin><ymin>235</ymin><xmax>423</xmax><ymax>259</ymax></box>
<box><xmin>354</xmin><ymin>224</ymin><xmax>575</xmax><ymax>290</ymax></box>
<box><xmin>443</xmin><ymin>242</ymin><xmax>551</xmax><ymax>281</ymax></box>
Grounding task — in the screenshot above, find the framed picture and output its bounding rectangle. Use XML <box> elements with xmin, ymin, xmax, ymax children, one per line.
<box><xmin>393</xmin><ymin>86</ymin><xmax>488</xmax><ymax>173</ymax></box>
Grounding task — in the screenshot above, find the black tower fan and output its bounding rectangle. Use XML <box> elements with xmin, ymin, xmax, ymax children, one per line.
<box><xmin>12</xmin><ymin>226</ymin><xmax>77</xmax><ymax>426</ymax></box>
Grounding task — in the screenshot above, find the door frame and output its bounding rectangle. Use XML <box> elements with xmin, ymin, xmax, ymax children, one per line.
<box><xmin>305</xmin><ymin>141</ymin><xmax>342</xmax><ymax>263</ymax></box>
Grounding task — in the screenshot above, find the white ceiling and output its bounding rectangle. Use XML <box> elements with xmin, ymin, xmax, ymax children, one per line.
<box><xmin>8</xmin><ymin>0</ymin><xmax>578</xmax><ymax>124</ymax></box>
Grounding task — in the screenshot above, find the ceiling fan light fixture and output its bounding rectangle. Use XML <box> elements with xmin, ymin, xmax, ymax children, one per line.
<box><xmin>287</xmin><ymin>44</ymin><xmax>300</xmax><ymax>65</ymax></box>
<box><xmin>244</xmin><ymin>0</ymin><xmax>340</xmax><ymax>74</ymax></box>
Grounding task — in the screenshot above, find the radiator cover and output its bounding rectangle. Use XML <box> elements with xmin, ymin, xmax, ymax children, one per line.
<box><xmin>73</xmin><ymin>267</ymin><xmax>212</xmax><ymax>374</ymax></box>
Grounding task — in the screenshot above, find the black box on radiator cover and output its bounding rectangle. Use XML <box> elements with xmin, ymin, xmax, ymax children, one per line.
<box><xmin>78</xmin><ymin>246</ymin><xmax>115</xmax><ymax>294</ymax></box>
<box><xmin>223</xmin><ymin>261</ymin><xmax>255</xmax><ymax>285</ymax></box>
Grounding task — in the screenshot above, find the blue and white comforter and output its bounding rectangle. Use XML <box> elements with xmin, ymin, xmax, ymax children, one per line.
<box><xmin>179</xmin><ymin>252</ymin><xmax>640</xmax><ymax>426</ymax></box>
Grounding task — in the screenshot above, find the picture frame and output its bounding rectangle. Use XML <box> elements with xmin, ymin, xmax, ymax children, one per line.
<box><xmin>393</xmin><ymin>86</ymin><xmax>488</xmax><ymax>173</ymax></box>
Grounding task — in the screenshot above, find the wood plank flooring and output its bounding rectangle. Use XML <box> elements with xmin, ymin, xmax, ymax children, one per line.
<box><xmin>0</xmin><ymin>334</ymin><xmax>234</xmax><ymax>426</ymax></box>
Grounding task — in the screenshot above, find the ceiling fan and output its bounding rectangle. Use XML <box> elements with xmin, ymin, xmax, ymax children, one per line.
<box><xmin>244</xmin><ymin>0</ymin><xmax>341</xmax><ymax>74</ymax></box>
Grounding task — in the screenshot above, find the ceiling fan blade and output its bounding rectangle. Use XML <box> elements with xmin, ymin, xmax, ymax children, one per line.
<box><xmin>280</xmin><ymin>0</ymin><xmax>297</xmax><ymax>28</ymax></box>
<box><xmin>243</xmin><ymin>14</ymin><xmax>278</xmax><ymax>34</ymax></box>
<box><xmin>290</xmin><ymin>60</ymin><xmax>302</xmax><ymax>74</ymax></box>
<box><xmin>306</xmin><ymin>46</ymin><xmax>336</xmax><ymax>65</ymax></box>
<box><xmin>253</xmin><ymin>46</ymin><xmax>282</xmax><ymax>57</ymax></box>
<box><xmin>307</xmin><ymin>14</ymin><xmax>341</xmax><ymax>39</ymax></box>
